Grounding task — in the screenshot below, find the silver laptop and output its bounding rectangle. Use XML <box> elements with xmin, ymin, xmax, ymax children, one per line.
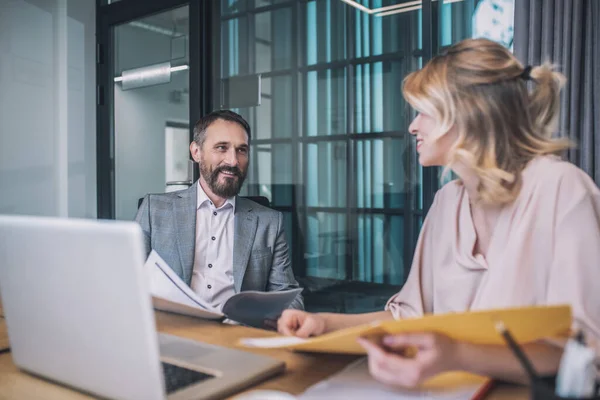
<box><xmin>0</xmin><ymin>215</ymin><xmax>284</xmax><ymax>400</ymax></box>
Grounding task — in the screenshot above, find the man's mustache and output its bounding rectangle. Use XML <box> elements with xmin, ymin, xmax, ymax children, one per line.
<box><xmin>213</xmin><ymin>165</ymin><xmax>243</xmax><ymax>178</ymax></box>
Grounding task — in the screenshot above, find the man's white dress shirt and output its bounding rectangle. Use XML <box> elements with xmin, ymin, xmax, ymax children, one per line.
<box><xmin>190</xmin><ymin>182</ymin><xmax>237</xmax><ymax>310</ymax></box>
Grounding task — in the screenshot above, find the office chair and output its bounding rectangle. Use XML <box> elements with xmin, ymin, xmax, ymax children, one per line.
<box><xmin>243</xmin><ymin>196</ymin><xmax>270</xmax><ymax>208</ymax></box>
<box><xmin>137</xmin><ymin>195</ymin><xmax>270</xmax><ymax>209</ymax></box>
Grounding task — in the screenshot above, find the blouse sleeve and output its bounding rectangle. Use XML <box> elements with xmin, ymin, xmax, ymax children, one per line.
<box><xmin>547</xmin><ymin>166</ymin><xmax>600</xmax><ymax>350</ymax></box>
<box><xmin>385</xmin><ymin>190</ymin><xmax>444</xmax><ymax>320</ymax></box>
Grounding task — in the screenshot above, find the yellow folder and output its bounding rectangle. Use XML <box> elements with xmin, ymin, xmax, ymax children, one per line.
<box><xmin>239</xmin><ymin>304</ymin><xmax>571</xmax><ymax>355</ymax></box>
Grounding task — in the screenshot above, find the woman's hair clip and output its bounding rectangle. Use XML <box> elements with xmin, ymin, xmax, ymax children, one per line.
<box><xmin>520</xmin><ymin>65</ymin><xmax>533</xmax><ymax>81</ymax></box>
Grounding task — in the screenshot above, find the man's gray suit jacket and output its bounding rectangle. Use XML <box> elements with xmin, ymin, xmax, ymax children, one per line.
<box><xmin>135</xmin><ymin>184</ymin><xmax>303</xmax><ymax>310</ymax></box>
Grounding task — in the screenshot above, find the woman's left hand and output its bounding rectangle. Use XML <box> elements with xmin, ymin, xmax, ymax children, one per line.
<box><xmin>357</xmin><ymin>332</ymin><xmax>462</xmax><ymax>388</ymax></box>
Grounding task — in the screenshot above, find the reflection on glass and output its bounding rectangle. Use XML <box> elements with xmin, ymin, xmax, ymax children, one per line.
<box><xmin>356</xmin><ymin>214</ymin><xmax>404</xmax><ymax>284</ymax></box>
<box><xmin>304</xmin><ymin>0</ymin><xmax>347</xmax><ymax>65</ymax></box>
<box><xmin>416</xmin><ymin>158</ymin><xmax>424</xmax><ymax>210</ymax></box>
<box><xmin>255</xmin><ymin>8</ymin><xmax>292</xmax><ymax>73</ymax></box>
<box><xmin>406</xmin><ymin>90</ymin><xmax>423</xmax><ymax>211</ymax></box>
<box><xmin>222</xmin><ymin>17</ymin><xmax>249</xmax><ymax>77</ymax></box>
<box><xmin>306</xmin><ymin>141</ymin><xmax>346</xmax><ymax>208</ymax></box>
<box><xmin>221</xmin><ymin>0</ymin><xmax>247</xmax><ymax>16</ymax></box>
<box><xmin>256</xmin><ymin>144</ymin><xmax>293</xmax><ymax>206</ymax></box>
<box><xmin>439</xmin><ymin>0</ymin><xmax>475</xmax><ymax>47</ymax></box>
<box><xmin>354</xmin><ymin>5</ymin><xmax>420</xmax><ymax>58</ymax></box>
<box><xmin>305</xmin><ymin>68</ymin><xmax>347</xmax><ymax>136</ymax></box>
<box><xmin>305</xmin><ymin>212</ymin><xmax>347</xmax><ymax>279</ymax></box>
<box><xmin>222</xmin><ymin>9</ymin><xmax>292</xmax><ymax>78</ymax></box>
<box><xmin>254</xmin><ymin>0</ymin><xmax>290</xmax><ymax>7</ymax></box>
<box><xmin>255</xmin><ymin>78</ymin><xmax>272</xmax><ymax>140</ymax></box>
<box><xmin>354</xmin><ymin>61</ymin><xmax>406</xmax><ymax>134</ymax></box>
<box><xmin>356</xmin><ymin>138</ymin><xmax>408</xmax><ymax>209</ymax></box>
<box><xmin>256</xmin><ymin>76</ymin><xmax>293</xmax><ymax>139</ymax></box>
<box><xmin>225</xmin><ymin>76</ymin><xmax>293</xmax><ymax>140</ymax></box>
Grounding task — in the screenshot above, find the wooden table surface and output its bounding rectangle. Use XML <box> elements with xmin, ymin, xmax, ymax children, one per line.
<box><xmin>0</xmin><ymin>309</ymin><xmax>528</xmax><ymax>399</ymax></box>
<box><xmin>0</xmin><ymin>319</ymin><xmax>8</xmax><ymax>353</ymax></box>
<box><xmin>0</xmin><ymin>296</ymin><xmax>8</xmax><ymax>353</ymax></box>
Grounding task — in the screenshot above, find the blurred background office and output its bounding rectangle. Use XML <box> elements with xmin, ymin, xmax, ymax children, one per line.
<box><xmin>1</xmin><ymin>0</ymin><xmax>597</xmax><ymax>313</ymax></box>
<box><xmin>0</xmin><ymin>0</ymin><xmax>96</xmax><ymax>218</ymax></box>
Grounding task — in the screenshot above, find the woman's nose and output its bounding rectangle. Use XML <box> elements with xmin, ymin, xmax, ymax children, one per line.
<box><xmin>408</xmin><ymin>118</ymin><xmax>418</xmax><ymax>135</ymax></box>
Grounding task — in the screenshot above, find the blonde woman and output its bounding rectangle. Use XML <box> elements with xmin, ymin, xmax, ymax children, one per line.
<box><xmin>278</xmin><ymin>38</ymin><xmax>600</xmax><ymax>386</ymax></box>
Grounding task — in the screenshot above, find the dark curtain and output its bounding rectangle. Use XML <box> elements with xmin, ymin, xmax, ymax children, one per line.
<box><xmin>514</xmin><ymin>0</ymin><xmax>600</xmax><ymax>184</ymax></box>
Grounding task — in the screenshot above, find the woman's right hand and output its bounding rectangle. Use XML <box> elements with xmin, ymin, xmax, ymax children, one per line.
<box><xmin>277</xmin><ymin>310</ymin><xmax>327</xmax><ymax>338</ymax></box>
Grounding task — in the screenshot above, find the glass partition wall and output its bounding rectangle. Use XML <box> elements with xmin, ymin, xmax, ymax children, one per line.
<box><xmin>214</xmin><ymin>0</ymin><xmax>487</xmax><ymax>312</ymax></box>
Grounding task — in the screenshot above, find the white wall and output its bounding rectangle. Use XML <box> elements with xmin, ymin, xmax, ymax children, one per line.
<box><xmin>68</xmin><ymin>0</ymin><xmax>97</xmax><ymax>218</ymax></box>
<box><xmin>0</xmin><ymin>0</ymin><xmax>189</xmax><ymax>220</ymax></box>
<box><xmin>114</xmin><ymin>24</ymin><xmax>189</xmax><ymax>220</ymax></box>
<box><xmin>0</xmin><ymin>0</ymin><xmax>96</xmax><ymax>217</ymax></box>
<box><xmin>114</xmin><ymin>75</ymin><xmax>189</xmax><ymax>220</ymax></box>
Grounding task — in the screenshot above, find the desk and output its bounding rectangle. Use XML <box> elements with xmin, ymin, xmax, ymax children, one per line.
<box><xmin>0</xmin><ymin>298</ymin><xmax>8</xmax><ymax>352</ymax></box>
<box><xmin>0</xmin><ymin>319</ymin><xmax>8</xmax><ymax>352</ymax></box>
<box><xmin>0</xmin><ymin>311</ymin><xmax>528</xmax><ymax>399</ymax></box>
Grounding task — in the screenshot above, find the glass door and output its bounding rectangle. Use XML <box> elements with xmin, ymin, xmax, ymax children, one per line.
<box><xmin>112</xmin><ymin>6</ymin><xmax>191</xmax><ymax>219</ymax></box>
<box><xmin>96</xmin><ymin>0</ymin><xmax>210</xmax><ymax>219</ymax></box>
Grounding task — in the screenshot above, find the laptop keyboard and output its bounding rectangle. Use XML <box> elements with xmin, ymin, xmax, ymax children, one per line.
<box><xmin>161</xmin><ymin>362</ymin><xmax>214</xmax><ymax>394</ymax></box>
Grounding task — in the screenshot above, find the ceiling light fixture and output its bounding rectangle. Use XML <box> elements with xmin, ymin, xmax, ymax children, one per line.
<box><xmin>376</xmin><ymin>0</ymin><xmax>464</xmax><ymax>16</ymax></box>
<box><xmin>340</xmin><ymin>0</ymin><xmax>419</xmax><ymax>14</ymax></box>
<box><xmin>376</xmin><ymin>4</ymin><xmax>422</xmax><ymax>16</ymax></box>
<box><xmin>339</xmin><ymin>0</ymin><xmax>465</xmax><ymax>17</ymax></box>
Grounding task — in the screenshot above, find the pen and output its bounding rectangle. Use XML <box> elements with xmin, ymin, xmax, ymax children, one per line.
<box><xmin>471</xmin><ymin>379</ymin><xmax>495</xmax><ymax>400</ymax></box>
<box><xmin>495</xmin><ymin>321</ymin><xmax>538</xmax><ymax>380</ymax></box>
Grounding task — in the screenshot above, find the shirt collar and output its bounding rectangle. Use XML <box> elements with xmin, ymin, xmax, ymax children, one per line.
<box><xmin>197</xmin><ymin>181</ymin><xmax>236</xmax><ymax>211</ymax></box>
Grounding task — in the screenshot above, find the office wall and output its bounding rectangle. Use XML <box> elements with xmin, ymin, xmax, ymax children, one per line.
<box><xmin>113</xmin><ymin>24</ymin><xmax>189</xmax><ymax>220</ymax></box>
<box><xmin>0</xmin><ymin>0</ymin><xmax>96</xmax><ymax>218</ymax></box>
<box><xmin>114</xmin><ymin>73</ymin><xmax>189</xmax><ymax>220</ymax></box>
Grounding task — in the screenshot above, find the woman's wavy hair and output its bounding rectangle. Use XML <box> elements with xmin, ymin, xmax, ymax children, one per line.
<box><xmin>403</xmin><ymin>38</ymin><xmax>571</xmax><ymax>204</ymax></box>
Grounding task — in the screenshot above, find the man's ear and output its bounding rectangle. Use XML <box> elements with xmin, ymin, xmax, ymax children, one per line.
<box><xmin>190</xmin><ymin>141</ymin><xmax>202</xmax><ymax>163</ymax></box>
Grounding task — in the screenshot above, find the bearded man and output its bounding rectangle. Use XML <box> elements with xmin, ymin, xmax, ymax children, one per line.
<box><xmin>136</xmin><ymin>110</ymin><xmax>303</xmax><ymax>310</ymax></box>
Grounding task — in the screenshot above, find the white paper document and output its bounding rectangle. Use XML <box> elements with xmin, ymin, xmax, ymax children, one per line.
<box><xmin>144</xmin><ymin>250</ymin><xmax>224</xmax><ymax>320</ymax></box>
<box><xmin>239</xmin><ymin>336</ymin><xmax>308</xmax><ymax>348</ymax></box>
<box><xmin>143</xmin><ymin>250</ymin><xmax>303</xmax><ymax>328</ymax></box>
<box><xmin>300</xmin><ymin>358</ymin><xmax>489</xmax><ymax>400</ymax></box>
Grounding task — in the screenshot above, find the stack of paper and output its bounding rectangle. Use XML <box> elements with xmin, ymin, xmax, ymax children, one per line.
<box><xmin>300</xmin><ymin>358</ymin><xmax>492</xmax><ymax>400</ymax></box>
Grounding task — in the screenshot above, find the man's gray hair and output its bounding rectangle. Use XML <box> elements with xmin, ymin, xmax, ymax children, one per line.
<box><xmin>192</xmin><ymin>110</ymin><xmax>251</xmax><ymax>148</ymax></box>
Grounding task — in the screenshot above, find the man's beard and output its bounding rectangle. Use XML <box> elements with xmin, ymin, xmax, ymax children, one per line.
<box><xmin>200</xmin><ymin>161</ymin><xmax>247</xmax><ymax>198</ymax></box>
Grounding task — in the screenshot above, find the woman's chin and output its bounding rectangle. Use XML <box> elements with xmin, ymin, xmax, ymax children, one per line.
<box><xmin>418</xmin><ymin>154</ymin><xmax>443</xmax><ymax>167</ymax></box>
<box><xmin>418</xmin><ymin>155</ymin><xmax>432</xmax><ymax>167</ymax></box>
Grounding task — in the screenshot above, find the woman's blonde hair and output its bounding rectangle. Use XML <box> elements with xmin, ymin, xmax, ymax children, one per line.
<box><xmin>403</xmin><ymin>38</ymin><xmax>571</xmax><ymax>205</ymax></box>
